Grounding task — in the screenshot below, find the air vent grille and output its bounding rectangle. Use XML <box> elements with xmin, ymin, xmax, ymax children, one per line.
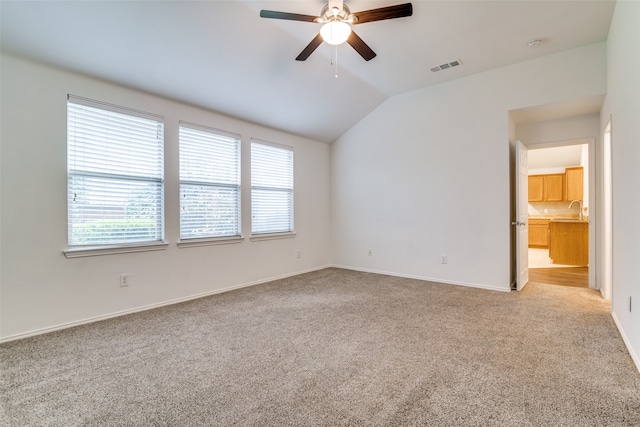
<box><xmin>430</xmin><ymin>59</ymin><xmax>462</xmax><ymax>72</ymax></box>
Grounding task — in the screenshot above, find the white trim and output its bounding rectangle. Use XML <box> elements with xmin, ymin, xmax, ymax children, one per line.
<box><xmin>179</xmin><ymin>120</ymin><xmax>240</xmax><ymax>141</ymax></box>
<box><xmin>525</xmin><ymin>137</ymin><xmax>593</xmax><ymax>150</ymax></box>
<box><xmin>330</xmin><ymin>264</ymin><xmax>511</xmax><ymax>293</ymax></box>
<box><xmin>0</xmin><ymin>265</ymin><xmax>331</xmax><ymax>344</ymax></box>
<box><xmin>63</xmin><ymin>242</ymin><xmax>169</xmax><ymax>258</ymax></box>
<box><xmin>250</xmin><ymin>137</ymin><xmax>293</xmax><ymax>152</ymax></box>
<box><xmin>67</xmin><ymin>94</ymin><xmax>164</xmax><ymax>122</ymax></box>
<box><xmin>611</xmin><ymin>312</ymin><xmax>640</xmax><ymax>373</ymax></box>
<box><xmin>177</xmin><ymin>236</ymin><xmax>245</xmax><ymax>248</ymax></box>
<box><xmin>250</xmin><ymin>232</ymin><xmax>296</xmax><ymax>242</ymax></box>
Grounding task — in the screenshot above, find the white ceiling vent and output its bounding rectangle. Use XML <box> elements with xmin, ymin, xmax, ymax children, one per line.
<box><xmin>430</xmin><ymin>59</ymin><xmax>462</xmax><ymax>73</ymax></box>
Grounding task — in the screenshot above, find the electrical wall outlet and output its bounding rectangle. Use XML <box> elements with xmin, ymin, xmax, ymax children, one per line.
<box><xmin>296</xmin><ymin>250</ymin><xmax>301</xmax><ymax>259</ymax></box>
<box><xmin>368</xmin><ymin>249</ymin><xmax>373</xmax><ymax>256</ymax></box>
<box><xmin>441</xmin><ymin>255</ymin><xmax>448</xmax><ymax>264</ymax></box>
<box><xmin>630</xmin><ymin>296</ymin><xmax>632</xmax><ymax>312</ymax></box>
<box><xmin>120</xmin><ymin>274</ymin><xmax>129</xmax><ymax>287</ymax></box>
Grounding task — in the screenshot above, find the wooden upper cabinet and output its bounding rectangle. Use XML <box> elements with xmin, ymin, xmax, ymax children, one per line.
<box><xmin>528</xmin><ymin>175</ymin><xmax>544</xmax><ymax>202</ymax></box>
<box><xmin>544</xmin><ymin>174</ymin><xmax>565</xmax><ymax>202</ymax></box>
<box><xmin>529</xmin><ymin>174</ymin><xmax>564</xmax><ymax>202</ymax></box>
<box><xmin>565</xmin><ymin>166</ymin><xmax>584</xmax><ymax>201</ymax></box>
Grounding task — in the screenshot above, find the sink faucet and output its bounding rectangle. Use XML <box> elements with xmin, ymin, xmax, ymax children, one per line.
<box><xmin>569</xmin><ymin>200</ymin><xmax>583</xmax><ymax>220</ymax></box>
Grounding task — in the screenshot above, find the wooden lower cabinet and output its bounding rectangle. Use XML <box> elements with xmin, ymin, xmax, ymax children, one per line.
<box><xmin>528</xmin><ymin>219</ymin><xmax>550</xmax><ymax>248</ymax></box>
<box><xmin>549</xmin><ymin>221</ymin><xmax>589</xmax><ymax>266</ymax></box>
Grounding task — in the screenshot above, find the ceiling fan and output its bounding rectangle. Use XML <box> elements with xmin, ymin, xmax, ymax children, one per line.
<box><xmin>260</xmin><ymin>0</ymin><xmax>413</xmax><ymax>61</ymax></box>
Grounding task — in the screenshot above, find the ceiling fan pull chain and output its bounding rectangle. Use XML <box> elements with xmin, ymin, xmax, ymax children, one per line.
<box><xmin>335</xmin><ymin>45</ymin><xmax>339</xmax><ymax>78</ymax></box>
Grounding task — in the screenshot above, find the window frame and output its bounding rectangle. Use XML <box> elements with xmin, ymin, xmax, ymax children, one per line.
<box><xmin>64</xmin><ymin>95</ymin><xmax>167</xmax><ymax>258</ymax></box>
<box><xmin>250</xmin><ymin>139</ymin><xmax>295</xmax><ymax>239</ymax></box>
<box><xmin>177</xmin><ymin>121</ymin><xmax>243</xmax><ymax>248</ymax></box>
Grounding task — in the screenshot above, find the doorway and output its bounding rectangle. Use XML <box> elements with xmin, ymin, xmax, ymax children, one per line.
<box><xmin>526</xmin><ymin>142</ymin><xmax>591</xmax><ymax>289</ymax></box>
<box><xmin>509</xmin><ymin>97</ymin><xmax>603</xmax><ymax>292</ymax></box>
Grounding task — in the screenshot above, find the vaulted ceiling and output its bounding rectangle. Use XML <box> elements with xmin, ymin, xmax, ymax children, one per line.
<box><xmin>0</xmin><ymin>0</ymin><xmax>616</xmax><ymax>143</ymax></box>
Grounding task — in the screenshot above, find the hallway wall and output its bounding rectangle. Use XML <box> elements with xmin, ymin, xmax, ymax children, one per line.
<box><xmin>600</xmin><ymin>0</ymin><xmax>640</xmax><ymax>371</ymax></box>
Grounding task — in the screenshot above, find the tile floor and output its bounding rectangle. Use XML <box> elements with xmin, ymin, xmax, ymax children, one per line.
<box><xmin>528</xmin><ymin>247</ymin><xmax>575</xmax><ymax>269</ymax></box>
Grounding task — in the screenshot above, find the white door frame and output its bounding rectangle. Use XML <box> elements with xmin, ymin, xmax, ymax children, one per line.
<box><xmin>602</xmin><ymin>120</ymin><xmax>613</xmax><ymax>300</ymax></box>
<box><xmin>515</xmin><ymin>141</ymin><xmax>529</xmax><ymax>291</ymax></box>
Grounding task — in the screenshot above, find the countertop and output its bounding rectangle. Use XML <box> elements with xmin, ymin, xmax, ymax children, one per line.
<box><xmin>529</xmin><ymin>215</ymin><xmax>589</xmax><ymax>223</ymax></box>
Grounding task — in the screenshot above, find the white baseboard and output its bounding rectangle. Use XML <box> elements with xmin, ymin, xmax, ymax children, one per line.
<box><xmin>330</xmin><ymin>264</ymin><xmax>511</xmax><ymax>293</ymax></box>
<box><xmin>0</xmin><ymin>265</ymin><xmax>331</xmax><ymax>344</ymax></box>
<box><xmin>611</xmin><ymin>311</ymin><xmax>640</xmax><ymax>373</ymax></box>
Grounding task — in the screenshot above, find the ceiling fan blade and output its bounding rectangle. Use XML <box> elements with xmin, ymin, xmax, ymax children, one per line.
<box><xmin>347</xmin><ymin>31</ymin><xmax>377</xmax><ymax>61</ymax></box>
<box><xmin>352</xmin><ymin>3</ymin><xmax>413</xmax><ymax>24</ymax></box>
<box><xmin>260</xmin><ymin>10</ymin><xmax>319</xmax><ymax>22</ymax></box>
<box><xmin>296</xmin><ymin>33</ymin><xmax>324</xmax><ymax>61</ymax></box>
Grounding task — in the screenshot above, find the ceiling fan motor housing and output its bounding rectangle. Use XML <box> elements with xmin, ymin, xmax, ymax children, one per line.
<box><xmin>317</xmin><ymin>4</ymin><xmax>355</xmax><ymax>24</ymax></box>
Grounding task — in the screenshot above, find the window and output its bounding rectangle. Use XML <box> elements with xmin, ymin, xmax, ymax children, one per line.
<box><xmin>179</xmin><ymin>122</ymin><xmax>241</xmax><ymax>240</ymax></box>
<box><xmin>251</xmin><ymin>140</ymin><xmax>294</xmax><ymax>235</ymax></box>
<box><xmin>67</xmin><ymin>95</ymin><xmax>164</xmax><ymax>247</ymax></box>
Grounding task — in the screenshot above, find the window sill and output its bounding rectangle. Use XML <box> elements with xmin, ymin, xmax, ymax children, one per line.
<box><xmin>250</xmin><ymin>232</ymin><xmax>296</xmax><ymax>242</ymax></box>
<box><xmin>177</xmin><ymin>236</ymin><xmax>245</xmax><ymax>248</ymax></box>
<box><xmin>63</xmin><ymin>242</ymin><xmax>169</xmax><ymax>258</ymax></box>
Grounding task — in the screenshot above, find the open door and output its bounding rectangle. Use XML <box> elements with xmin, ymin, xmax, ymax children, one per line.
<box><xmin>515</xmin><ymin>141</ymin><xmax>529</xmax><ymax>291</ymax></box>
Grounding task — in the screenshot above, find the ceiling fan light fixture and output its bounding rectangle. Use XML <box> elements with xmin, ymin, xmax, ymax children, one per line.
<box><xmin>320</xmin><ymin>21</ymin><xmax>352</xmax><ymax>45</ymax></box>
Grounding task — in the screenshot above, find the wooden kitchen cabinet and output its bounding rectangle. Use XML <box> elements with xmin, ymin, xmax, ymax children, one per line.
<box><xmin>549</xmin><ymin>221</ymin><xmax>589</xmax><ymax>266</ymax></box>
<box><xmin>528</xmin><ymin>219</ymin><xmax>550</xmax><ymax>248</ymax></box>
<box><xmin>528</xmin><ymin>175</ymin><xmax>544</xmax><ymax>202</ymax></box>
<box><xmin>528</xmin><ymin>174</ymin><xmax>564</xmax><ymax>202</ymax></box>
<box><xmin>565</xmin><ymin>166</ymin><xmax>584</xmax><ymax>201</ymax></box>
<box><xmin>544</xmin><ymin>174</ymin><xmax>565</xmax><ymax>201</ymax></box>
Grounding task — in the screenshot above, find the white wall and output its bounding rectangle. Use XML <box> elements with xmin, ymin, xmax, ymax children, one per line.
<box><xmin>516</xmin><ymin>114</ymin><xmax>600</xmax><ymax>146</ymax></box>
<box><xmin>0</xmin><ymin>54</ymin><xmax>332</xmax><ymax>341</ymax></box>
<box><xmin>600</xmin><ymin>0</ymin><xmax>640</xmax><ymax>370</ymax></box>
<box><xmin>331</xmin><ymin>43</ymin><xmax>606</xmax><ymax>292</ymax></box>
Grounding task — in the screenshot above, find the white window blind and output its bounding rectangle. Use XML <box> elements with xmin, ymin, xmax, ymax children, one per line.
<box><xmin>67</xmin><ymin>95</ymin><xmax>164</xmax><ymax>246</ymax></box>
<box><xmin>251</xmin><ymin>140</ymin><xmax>294</xmax><ymax>235</ymax></box>
<box><xmin>179</xmin><ymin>122</ymin><xmax>241</xmax><ymax>239</ymax></box>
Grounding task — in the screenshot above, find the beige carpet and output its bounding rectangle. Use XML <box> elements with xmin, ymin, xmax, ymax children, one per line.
<box><xmin>1</xmin><ymin>268</ymin><xmax>639</xmax><ymax>426</ymax></box>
